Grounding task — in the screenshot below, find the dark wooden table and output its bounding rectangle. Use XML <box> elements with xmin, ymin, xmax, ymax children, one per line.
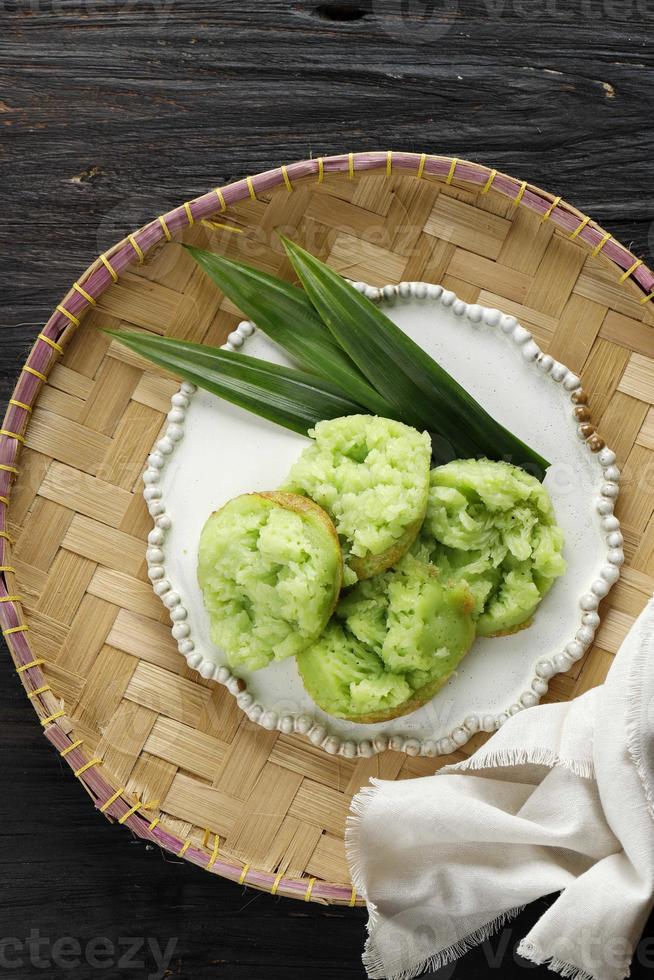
<box><xmin>1</xmin><ymin>2</ymin><xmax>653</xmax><ymax>977</ymax></box>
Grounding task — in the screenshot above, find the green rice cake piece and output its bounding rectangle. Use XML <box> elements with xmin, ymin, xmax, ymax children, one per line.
<box><xmin>418</xmin><ymin>458</ymin><xmax>566</xmax><ymax>636</ymax></box>
<box><xmin>338</xmin><ymin>554</ymin><xmax>476</xmax><ymax>674</ymax></box>
<box><xmin>296</xmin><ymin>623</ymin><xmax>413</xmax><ymax>722</ymax></box>
<box><xmin>197</xmin><ymin>492</ymin><xmax>342</xmax><ymax>671</ymax></box>
<box><xmin>476</xmin><ymin>561</ymin><xmax>540</xmax><ymax>637</ymax></box>
<box><xmin>297</xmin><ymin>556</ymin><xmax>476</xmax><ymax>723</ymax></box>
<box><xmin>412</xmin><ymin>540</ymin><xmax>501</xmax><ymax>619</ymax></box>
<box><xmin>284</xmin><ymin>415</ymin><xmax>431</xmax><ymax>582</ymax></box>
<box><xmin>424</xmin><ymin>457</ymin><xmax>557</xmax><ymax>554</ymax></box>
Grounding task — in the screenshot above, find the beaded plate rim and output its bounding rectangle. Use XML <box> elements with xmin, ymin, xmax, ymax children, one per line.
<box><xmin>143</xmin><ymin>281</ymin><xmax>624</xmax><ymax>760</ymax></box>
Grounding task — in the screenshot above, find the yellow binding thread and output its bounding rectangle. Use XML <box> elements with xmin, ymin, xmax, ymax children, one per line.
<box><xmin>569</xmin><ymin>215</ymin><xmax>591</xmax><ymax>240</ymax></box>
<box><xmin>177</xmin><ymin>839</ymin><xmax>191</xmax><ymax>858</ymax></box>
<box><xmin>60</xmin><ymin>739</ymin><xmax>83</xmax><ymax>757</ymax></box>
<box><xmin>271</xmin><ymin>871</ymin><xmax>283</xmax><ymax>896</ymax></box>
<box><xmin>446</xmin><ymin>158</ymin><xmax>457</xmax><ymax>184</ymax></box>
<box><xmin>281</xmin><ymin>165</ymin><xmax>293</xmax><ymax>192</ymax></box>
<box><xmin>619</xmin><ymin>258</ymin><xmax>643</xmax><ymax>283</ymax></box>
<box><xmin>349</xmin><ymin>886</ymin><xmax>357</xmax><ymax>907</ymax></box>
<box><xmin>239</xmin><ymin>864</ymin><xmax>250</xmax><ymax>885</ymax></box>
<box><xmin>148</xmin><ymin>817</ymin><xmax>160</xmax><ymax>832</ymax></box>
<box><xmin>118</xmin><ymin>801</ymin><xmax>143</xmax><ymax>824</ymax></box>
<box><xmin>9</xmin><ymin>400</ymin><xmax>31</xmax><ymax>413</ymax></box>
<box><xmin>0</xmin><ymin>530</ymin><xmax>15</xmax><ymax>541</ymax></box>
<box><xmin>100</xmin><ymin>787</ymin><xmax>126</xmax><ymax>813</ymax></box>
<box><xmin>100</xmin><ymin>254</ymin><xmax>118</xmax><ymax>282</ymax></box>
<box><xmin>72</xmin><ymin>282</ymin><xmax>96</xmax><ymax>306</ymax></box>
<box><xmin>27</xmin><ymin>685</ymin><xmax>50</xmax><ymax>699</ymax></box>
<box><xmin>639</xmin><ymin>290</ymin><xmax>654</xmax><ymax>305</ymax></box>
<box><xmin>317</xmin><ymin>157</ymin><xmax>324</xmax><ymax>183</ymax></box>
<box><xmin>0</xmin><ymin>431</ymin><xmax>24</xmax><ymax>445</ymax></box>
<box><xmin>481</xmin><ymin>168</ymin><xmax>497</xmax><ymax>194</ymax></box>
<box><xmin>208</xmin><ymin>835</ymin><xmax>220</xmax><ymax>868</ymax></box>
<box><xmin>592</xmin><ymin>231</ymin><xmax>611</xmax><ymax>256</ymax></box>
<box><xmin>0</xmin><ymin>500</ymin><xmax>8</xmax><ymax>508</ymax></box>
<box><xmin>246</xmin><ymin>176</ymin><xmax>257</xmax><ymax>200</ymax></box>
<box><xmin>214</xmin><ymin>188</ymin><xmax>227</xmax><ymax>211</ymax></box>
<box><xmin>514</xmin><ymin>180</ymin><xmax>527</xmax><ymax>205</ymax></box>
<box><xmin>158</xmin><ymin>215</ymin><xmax>172</xmax><ymax>241</ymax></box>
<box><xmin>386</xmin><ymin>150</ymin><xmax>392</xmax><ymax>176</ymax></box>
<box><xmin>41</xmin><ymin>709</ymin><xmax>65</xmax><ymax>726</ymax></box>
<box><xmin>304</xmin><ymin>877</ymin><xmax>316</xmax><ymax>902</ymax></box>
<box><xmin>348</xmin><ymin>152</ymin><xmax>354</xmax><ymax>179</ymax></box>
<box><xmin>38</xmin><ymin>334</ymin><xmax>64</xmax><ymax>354</ymax></box>
<box><xmin>56</xmin><ymin>305</ymin><xmax>80</xmax><ymax>328</ymax></box>
<box><xmin>0</xmin><ymin>564</ymin><xmax>14</xmax><ymax>571</ymax></box>
<box><xmin>23</xmin><ymin>366</ymin><xmax>47</xmax><ymax>383</ymax></box>
<box><xmin>541</xmin><ymin>195</ymin><xmax>561</xmax><ymax>223</ymax></box>
<box><xmin>74</xmin><ymin>757</ymin><xmax>102</xmax><ymax>777</ymax></box>
<box><xmin>0</xmin><ymin>595</ymin><xmax>21</xmax><ymax>602</ymax></box>
<box><xmin>128</xmin><ymin>234</ymin><xmax>145</xmax><ymax>264</ymax></box>
<box><xmin>183</xmin><ymin>202</ymin><xmax>195</xmax><ymax>226</ymax></box>
<box><xmin>118</xmin><ymin>798</ymin><xmax>159</xmax><ymax>825</ymax></box>
<box><xmin>3</xmin><ymin>625</ymin><xmax>28</xmax><ymax>636</ymax></box>
<box><xmin>16</xmin><ymin>658</ymin><xmax>45</xmax><ymax>673</ymax></box>
<box><xmin>417</xmin><ymin>152</ymin><xmax>427</xmax><ymax>179</ymax></box>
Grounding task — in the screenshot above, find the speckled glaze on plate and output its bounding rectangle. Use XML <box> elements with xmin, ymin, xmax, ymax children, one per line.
<box><xmin>143</xmin><ymin>282</ymin><xmax>622</xmax><ymax>759</ymax></box>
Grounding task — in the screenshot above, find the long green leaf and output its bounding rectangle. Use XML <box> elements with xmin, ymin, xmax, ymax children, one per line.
<box><xmin>280</xmin><ymin>235</ymin><xmax>549</xmax><ymax>478</ymax></box>
<box><xmin>184</xmin><ymin>246</ymin><xmax>393</xmax><ymax>418</ymax></box>
<box><xmin>104</xmin><ymin>330</ymin><xmax>366</xmax><ymax>435</ymax></box>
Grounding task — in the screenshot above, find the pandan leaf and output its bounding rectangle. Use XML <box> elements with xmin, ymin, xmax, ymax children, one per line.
<box><xmin>104</xmin><ymin>330</ymin><xmax>366</xmax><ymax>436</ymax></box>
<box><xmin>184</xmin><ymin>246</ymin><xmax>393</xmax><ymax>418</ymax></box>
<box><xmin>279</xmin><ymin>235</ymin><xmax>549</xmax><ymax>478</ymax></box>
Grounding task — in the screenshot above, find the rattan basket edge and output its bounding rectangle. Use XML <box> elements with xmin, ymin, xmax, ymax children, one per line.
<box><xmin>1</xmin><ymin>150</ymin><xmax>652</xmax><ymax>907</ymax></box>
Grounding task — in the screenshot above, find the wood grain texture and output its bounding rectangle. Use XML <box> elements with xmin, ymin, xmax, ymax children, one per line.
<box><xmin>1</xmin><ymin>2</ymin><xmax>654</xmax><ymax>978</ymax></box>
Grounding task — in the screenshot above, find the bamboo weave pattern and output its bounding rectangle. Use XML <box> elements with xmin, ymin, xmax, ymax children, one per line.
<box><xmin>1</xmin><ymin>153</ymin><xmax>653</xmax><ymax>905</ymax></box>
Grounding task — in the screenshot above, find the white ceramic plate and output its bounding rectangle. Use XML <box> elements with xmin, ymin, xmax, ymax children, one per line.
<box><xmin>143</xmin><ymin>282</ymin><xmax>623</xmax><ymax>759</ymax></box>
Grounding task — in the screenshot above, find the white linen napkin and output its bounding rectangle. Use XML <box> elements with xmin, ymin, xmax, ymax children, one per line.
<box><xmin>346</xmin><ymin>598</ymin><xmax>654</xmax><ymax>980</ymax></box>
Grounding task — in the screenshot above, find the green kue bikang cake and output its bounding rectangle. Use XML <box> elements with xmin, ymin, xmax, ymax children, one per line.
<box><xmin>197</xmin><ymin>492</ymin><xmax>342</xmax><ymax>671</ymax></box>
<box><xmin>296</xmin><ymin>554</ymin><xmax>476</xmax><ymax>723</ymax></box>
<box><xmin>196</xmin><ymin>420</ymin><xmax>566</xmax><ymax>724</ymax></box>
<box><xmin>414</xmin><ymin>458</ymin><xmax>566</xmax><ymax>637</ymax></box>
<box><xmin>284</xmin><ymin>415</ymin><xmax>431</xmax><ymax>584</ymax></box>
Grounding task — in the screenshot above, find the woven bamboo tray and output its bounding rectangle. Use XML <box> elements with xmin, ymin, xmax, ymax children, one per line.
<box><xmin>3</xmin><ymin>152</ymin><xmax>654</xmax><ymax>907</ymax></box>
